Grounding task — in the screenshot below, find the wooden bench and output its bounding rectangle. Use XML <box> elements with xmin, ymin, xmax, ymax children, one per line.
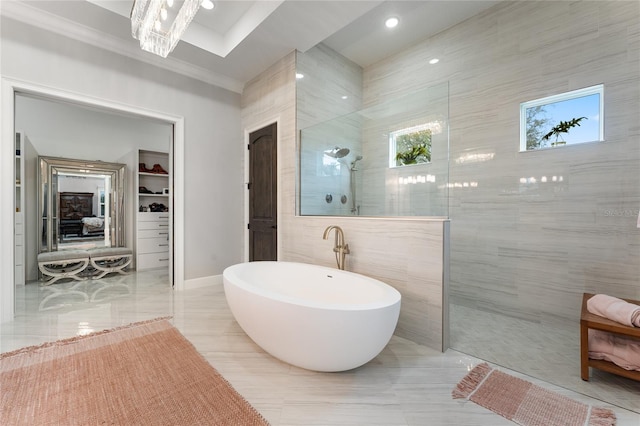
<box><xmin>580</xmin><ymin>293</ymin><xmax>640</xmax><ymax>381</ymax></box>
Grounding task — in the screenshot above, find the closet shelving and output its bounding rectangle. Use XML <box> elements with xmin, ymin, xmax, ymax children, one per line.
<box><xmin>136</xmin><ymin>150</ymin><xmax>171</xmax><ymax>272</ymax></box>
<box><xmin>15</xmin><ymin>132</ymin><xmax>25</xmax><ymax>285</ymax></box>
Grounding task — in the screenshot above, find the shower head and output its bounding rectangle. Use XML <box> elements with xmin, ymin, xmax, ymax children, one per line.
<box><xmin>324</xmin><ymin>146</ymin><xmax>350</xmax><ymax>158</ymax></box>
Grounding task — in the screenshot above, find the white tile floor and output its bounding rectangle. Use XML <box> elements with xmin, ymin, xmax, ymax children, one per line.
<box><xmin>2</xmin><ymin>272</ymin><xmax>639</xmax><ymax>425</ymax></box>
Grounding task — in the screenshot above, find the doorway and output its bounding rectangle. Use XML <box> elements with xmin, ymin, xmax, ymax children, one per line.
<box><xmin>248</xmin><ymin>123</ymin><xmax>277</xmax><ymax>261</ymax></box>
<box><xmin>1</xmin><ymin>78</ymin><xmax>186</xmax><ymax>322</ymax></box>
<box><xmin>16</xmin><ymin>94</ymin><xmax>172</xmax><ymax>282</ymax></box>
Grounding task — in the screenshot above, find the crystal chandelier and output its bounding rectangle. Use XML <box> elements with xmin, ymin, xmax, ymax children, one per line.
<box><xmin>131</xmin><ymin>0</ymin><xmax>209</xmax><ymax>58</ymax></box>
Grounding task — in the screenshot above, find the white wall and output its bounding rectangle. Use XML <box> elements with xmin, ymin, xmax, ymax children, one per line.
<box><xmin>1</xmin><ymin>15</ymin><xmax>244</xmax><ymax>287</ymax></box>
<box><xmin>15</xmin><ymin>94</ymin><xmax>172</xmax><ymax>161</ymax></box>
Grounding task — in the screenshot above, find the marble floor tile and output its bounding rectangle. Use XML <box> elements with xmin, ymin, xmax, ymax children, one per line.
<box><xmin>450</xmin><ymin>303</ymin><xmax>640</xmax><ymax>413</ymax></box>
<box><xmin>1</xmin><ymin>272</ymin><xmax>638</xmax><ymax>425</ymax></box>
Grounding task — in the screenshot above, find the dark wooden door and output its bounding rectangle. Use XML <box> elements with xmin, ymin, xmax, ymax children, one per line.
<box><xmin>249</xmin><ymin>123</ymin><xmax>277</xmax><ymax>261</ymax></box>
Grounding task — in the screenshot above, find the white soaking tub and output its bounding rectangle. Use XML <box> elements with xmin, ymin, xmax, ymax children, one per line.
<box><xmin>222</xmin><ymin>261</ymin><xmax>401</xmax><ymax>372</ymax></box>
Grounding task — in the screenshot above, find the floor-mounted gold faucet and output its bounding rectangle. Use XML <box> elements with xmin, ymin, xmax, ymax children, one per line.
<box><xmin>322</xmin><ymin>225</ymin><xmax>350</xmax><ymax>270</ymax></box>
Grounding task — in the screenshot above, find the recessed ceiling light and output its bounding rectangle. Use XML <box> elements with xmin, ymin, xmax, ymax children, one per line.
<box><xmin>385</xmin><ymin>17</ymin><xmax>399</xmax><ymax>29</ymax></box>
<box><xmin>296</xmin><ymin>73</ymin><xmax>304</xmax><ymax>79</ymax></box>
<box><xmin>201</xmin><ymin>0</ymin><xmax>214</xmax><ymax>10</ymax></box>
<box><xmin>341</xmin><ymin>95</ymin><xmax>348</xmax><ymax>100</ymax></box>
<box><xmin>429</xmin><ymin>58</ymin><xmax>440</xmax><ymax>65</ymax></box>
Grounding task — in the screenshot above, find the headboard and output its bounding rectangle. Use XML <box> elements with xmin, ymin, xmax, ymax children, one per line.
<box><xmin>59</xmin><ymin>192</ymin><xmax>93</xmax><ymax>220</ymax></box>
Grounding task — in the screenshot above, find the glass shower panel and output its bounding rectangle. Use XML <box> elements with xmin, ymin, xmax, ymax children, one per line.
<box><xmin>299</xmin><ymin>82</ymin><xmax>449</xmax><ymax>217</ymax></box>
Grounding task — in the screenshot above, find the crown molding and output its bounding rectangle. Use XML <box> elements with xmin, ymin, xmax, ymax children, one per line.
<box><xmin>0</xmin><ymin>1</ymin><xmax>244</xmax><ymax>93</ymax></box>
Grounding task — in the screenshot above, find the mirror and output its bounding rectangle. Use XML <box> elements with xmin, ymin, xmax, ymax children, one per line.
<box><xmin>38</xmin><ymin>156</ymin><xmax>126</xmax><ymax>253</ymax></box>
<box><xmin>298</xmin><ymin>79</ymin><xmax>449</xmax><ymax>217</ymax></box>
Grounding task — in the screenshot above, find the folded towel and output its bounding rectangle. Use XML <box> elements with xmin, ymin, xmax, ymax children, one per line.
<box><xmin>589</xmin><ymin>329</ymin><xmax>640</xmax><ymax>371</ymax></box>
<box><xmin>587</xmin><ymin>294</ymin><xmax>640</xmax><ymax>327</ymax></box>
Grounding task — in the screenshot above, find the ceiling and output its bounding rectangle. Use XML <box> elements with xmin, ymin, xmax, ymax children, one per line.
<box><xmin>3</xmin><ymin>1</ymin><xmax>500</xmax><ymax>93</ymax></box>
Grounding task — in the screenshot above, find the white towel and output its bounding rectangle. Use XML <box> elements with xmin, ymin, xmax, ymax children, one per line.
<box><xmin>587</xmin><ymin>294</ymin><xmax>640</xmax><ymax>327</ymax></box>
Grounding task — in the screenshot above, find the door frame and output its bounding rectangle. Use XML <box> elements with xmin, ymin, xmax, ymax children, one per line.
<box><xmin>1</xmin><ymin>77</ymin><xmax>186</xmax><ymax>322</ymax></box>
<box><xmin>243</xmin><ymin>118</ymin><xmax>281</xmax><ymax>262</ymax></box>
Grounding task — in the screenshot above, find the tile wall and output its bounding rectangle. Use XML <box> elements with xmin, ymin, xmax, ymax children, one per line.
<box><xmin>362</xmin><ymin>0</ymin><xmax>639</xmax><ymax>320</ymax></box>
<box><xmin>297</xmin><ymin>44</ymin><xmax>363</xmax><ymax>216</ymax></box>
<box><xmin>361</xmin><ymin>0</ymin><xmax>640</xmax><ymax>404</ymax></box>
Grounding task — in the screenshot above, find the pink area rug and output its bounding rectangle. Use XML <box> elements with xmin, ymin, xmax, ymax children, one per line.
<box><xmin>453</xmin><ymin>363</ymin><xmax>616</xmax><ymax>426</ymax></box>
<box><xmin>1</xmin><ymin>318</ymin><xmax>269</xmax><ymax>425</ymax></box>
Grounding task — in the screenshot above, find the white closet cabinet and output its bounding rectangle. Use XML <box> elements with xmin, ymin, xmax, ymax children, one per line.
<box><xmin>15</xmin><ymin>132</ymin><xmax>25</xmax><ymax>285</ymax></box>
<box><xmin>136</xmin><ymin>150</ymin><xmax>171</xmax><ymax>272</ymax></box>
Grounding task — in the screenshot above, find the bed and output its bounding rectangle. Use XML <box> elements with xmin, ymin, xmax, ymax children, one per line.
<box><xmin>58</xmin><ymin>192</ymin><xmax>104</xmax><ymax>238</ymax></box>
<box><xmin>81</xmin><ymin>216</ymin><xmax>105</xmax><ymax>236</ymax></box>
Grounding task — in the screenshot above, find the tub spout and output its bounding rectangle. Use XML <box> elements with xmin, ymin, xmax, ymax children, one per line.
<box><xmin>322</xmin><ymin>225</ymin><xmax>350</xmax><ymax>270</ymax></box>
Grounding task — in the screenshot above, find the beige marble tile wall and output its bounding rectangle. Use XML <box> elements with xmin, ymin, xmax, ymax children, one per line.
<box><xmin>359</xmin><ymin>84</ymin><xmax>450</xmax><ymax>216</ymax></box>
<box><xmin>297</xmin><ymin>44</ymin><xmax>363</xmax><ymax>216</ymax></box>
<box><xmin>363</xmin><ymin>0</ymin><xmax>639</xmax><ymax>346</ymax></box>
<box><xmin>297</xmin><ymin>44</ymin><xmax>363</xmax><ymax>129</ymax></box>
<box><xmin>242</xmin><ymin>53</ymin><xmax>450</xmax><ymax>351</ymax></box>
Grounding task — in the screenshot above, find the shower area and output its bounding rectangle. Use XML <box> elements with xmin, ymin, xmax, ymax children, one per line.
<box><xmin>298</xmin><ymin>83</ymin><xmax>449</xmax><ymax>217</ymax></box>
<box><xmin>313</xmin><ymin>145</ymin><xmax>364</xmax><ymax>215</ymax></box>
<box><xmin>296</xmin><ymin>35</ymin><xmax>639</xmax><ymax>414</ymax></box>
<box><xmin>297</xmin><ymin>44</ymin><xmax>446</xmax><ymax>218</ymax></box>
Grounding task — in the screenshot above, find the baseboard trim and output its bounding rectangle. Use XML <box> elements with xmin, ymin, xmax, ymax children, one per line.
<box><xmin>182</xmin><ymin>274</ymin><xmax>222</xmax><ymax>289</ymax></box>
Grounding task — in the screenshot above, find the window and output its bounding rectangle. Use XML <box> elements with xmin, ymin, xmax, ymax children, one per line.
<box><xmin>99</xmin><ymin>190</ymin><xmax>105</xmax><ymax>217</ymax></box>
<box><xmin>389</xmin><ymin>122</ymin><xmax>438</xmax><ymax>168</ymax></box>
<box><xmin>520</xmin><ymin>85</ymin><xmax>603</xmax><ymax>151</ymax></box>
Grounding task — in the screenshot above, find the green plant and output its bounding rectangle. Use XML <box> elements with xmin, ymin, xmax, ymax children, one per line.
<box><xmin>396</xmin><ymin>143</ymin><xmax>428</xmax><ymax>165</ymax></box>
<box><xmin>541</xmin><ymin>116</ymin><xmax>587</xmax><ymax>144</ymax></box>
<box><xmin>395</xmin><ymin>129</ymin><xmax>431</xmax><ymax>165</ymax></box>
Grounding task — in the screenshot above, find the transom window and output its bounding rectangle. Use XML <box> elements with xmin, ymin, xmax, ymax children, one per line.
<box><xmin>389</xmin><ymin>122</ymin><xmax>440</xmax><ymax>168</ymax></box>
<box><xmin>520</xmin><ymin>85</ymin><xmax>604</xmax><ymax>152</ymax></box>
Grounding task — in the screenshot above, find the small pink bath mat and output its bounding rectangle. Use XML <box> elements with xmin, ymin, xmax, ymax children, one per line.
<box><xmin>452</xmin><ymin>363</ymin><xmax>616</xmax><ymax>426</ymax></box>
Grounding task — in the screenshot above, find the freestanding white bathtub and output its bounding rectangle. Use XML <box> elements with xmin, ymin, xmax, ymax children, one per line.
<box><xmin>222</xmin><ymin>261</ymin><xmax>401</xmax><ymax>372</ymax></box>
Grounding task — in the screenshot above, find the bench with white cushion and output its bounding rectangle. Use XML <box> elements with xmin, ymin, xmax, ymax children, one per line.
<box><xmin>87</xmin><ymin>247</ymin><xmax>133</xmax><ymax>279</ymax></box>
<box><xmin>37</xmin><ymin>250</ymin><xmax>91</xmax><ymax>286</ymax></box>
